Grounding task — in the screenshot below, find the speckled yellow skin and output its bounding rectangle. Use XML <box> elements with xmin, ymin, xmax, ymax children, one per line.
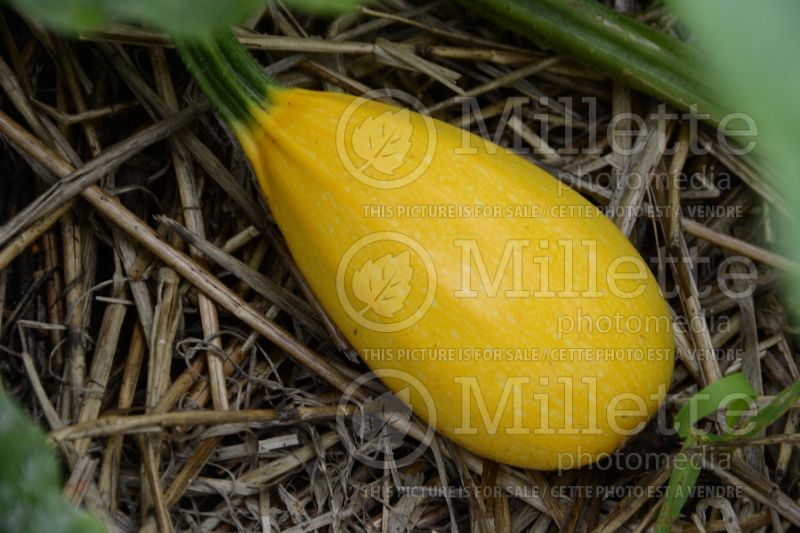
<box><xmin>239</xmin><ymin>87</ymin><xmax>674</xmax><ymax>470</ymax></box>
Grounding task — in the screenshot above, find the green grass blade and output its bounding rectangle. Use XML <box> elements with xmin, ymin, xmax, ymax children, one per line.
<box><xmin>724</xmin><ymin>378</ymin><xmax>800</xmax><ymax>440</ymax></box>
<box><xmin>655</xmin><ymin>439</ymin><xmax>702</xmax><ymax>533</ymax></box>
<box><xmin>674</xmin><ymin>372</ymin><xmax>756</xmax><ymax>438</ymax></box>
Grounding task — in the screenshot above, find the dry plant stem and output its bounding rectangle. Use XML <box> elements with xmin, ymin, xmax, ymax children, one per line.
<box><xmin>150</xmin><ymin>348</ymin><xmax>208</xmax><ymax>415</ymax></box>
<box><xmin>139</xmin><ymin>268</ymin><xmax>181</xmax><ymax>522</ymax></box>
<box><xmin>526</xmin><ymin>470</ymin><xmax>565</xmax><ymax>525</ymax></box>
<box><xmin>694</xmin><ymin>188</ymin><xmax>754</xmax><ymax>255</ymax></box>
<box><xmin>0</xmin><ymin>82</ymin><xmax>407</xmax><ymax>514</ymax></box>
<box><xmin>0</xmin><ymin>110</ymin><xmax>355</xmax><ymax>390</ymax></box>
<box><xmin>160</xmin><ymin>309</ymin><xmax>271</xmax><ymax>508</ymax></box>
<box><xmin>592</xmin><ymin>462</ymin><xmax>672</xmax><ymax>533</ymax></box>
<box><xmin>74</xmin><ymin>272</ymin><xmax>128</xmax><ymax>455</ymax></box>
<box><xmin>611</xmin><ymin>79</ymin><xmax>633</xmax><ymax>187</ymax></box>
<box><xmin>20</xmin><ymin>351</ymin><xmax>123</xmax><ymax>532</ymax></box>
<box><xmin>147</xmin><ymin>268</ymin><xmax>182</xmax><ymax>409</ymax></box>
<box><xmin>376</xmin><ymin>37</ymin><xmax>463</xmax><ymax>94</ymax></box>
<box><xmin>99</xmin><ymin>322</ymin><xmax>146</xmax><ymax>507</ymax></box>
<box><xmin>41</xmin><ymin>227</ymin><xmax>67</xmax><ymax>371</ymax></box>
<box><xmin>507</xmin><ymin>115</ymin><xmax>560</xmax><ymax>163</ymax></box>
<box><xmin>0</xmin><ymin>13</ymin><xmax>34</xmax><ymax>94</ymax></box>
<box><xmin>0</xmin><ymin>52</ymin><xmax>65</xmax><ymax>154</ymax></box>
<box><xmin>682</xmin><ymin>218</ymin><xmax>799</xmax><ymax>274</ymax></box>
<box><xmin>259</xmin><ymin>490</ymin><xmax>271</xmax><ymax>533</ymax></box>
<box><xmin>61</xmin><ymin>209</ymin><xmax>85</xmax><ymax>420</ymax></box>
<box><xmin>609</xmin><ymin>116</ymin><xmax>674</xmax><ymax>238</ymax></box>
<box><xmin>776</xmin><ymin>410</ymin><xmax>800</xmax><ymax>482</ymax></box>
<box><xmin>163</xmin><ymin>437</ymin><xmax>222</xmax><ymax>509</ymax></box>
<box><xmin>145</xmin><ymin>338</ymin><xmax>247</xmax><ymax>429</ymax></box>
<box><xmin>682</xmin><ymin>513</ymin><xmax>771</xmax><ymax>533</ymax></box>
<box><xmin>87</xmin><ymin>24</ymin><xmax>534</xmax><ymax>66</ymax></box>
<box><xmin>273</xmin><ymin>230</ymin><xmax>356</xmax><ymax>355</ymax></box>
<box><xmin>428</xmin><ymin>57</ymin><xmax>560</xmax><ymax>114</ymax></box>
<box><xmin>140</xmin><ymin>435</ymin><xmax>173</xmax><ymax>532</ymax></box>
<box><xmin>114</xmin><ymin>233</ymin><xmax>156</xmax><ymax>344</ymax></box>
<box><xmin>590</xmin><ymin>151</ymin><xmax>796</xmax><ymax>275</ymax></box>
<box><xmin>325</xmin><ymin>10</ymin><xmax>354</xmax><ymax>95</ymax></box>
<box><xmin>0</xmin><ymin>200</ymin><xmax>73</xmax><ymax>271</ymax></box>
<box><xmin>200</xmin><ymin>431</ymin><xmax>341</xmax><ymax>498</ymax></box>
<box><xmin>466</xmin><ymin>457</ymin><xmax>562</xmax><ymax>517</ymax></box>
<box><xmin>58</xmin><ymin>51</ymin><xmax>159</xmax><ymax>511</ymax></box>
<box><xmin>50</xmin><ymin>47</ymin><xmax>96</xmax><ymax>425</ymax></box>
<box><xmin>562</xmin><ymin>470</ymin><xmax>590</xmax><ymax>533</ymax></box>
<box><xmin>629</xmin><ymin>500</ymin><xmax>662</xmax><ymax>533</ymax></box>
<box><xmin>222</xmin><ymin>225</ymin><xmax>261</xmax><ymax>253</ymax></box>
<box><xmin>32</xmin><ymin>98</ymin><xmax>139</xmax><ymax>125</ymax></box>
<box><xmin>151</xmin><ymin>46</ymin><xmax>230</xmax><ymax>412</ymax></box>
<box><xmin>55</xmin><ymin>39</ymin><xmax>101</xmax><ymax>155</ymax></box>
<box><xmin>63</xmin><ymin>456</ymin><xmax>97</xmax><ymax>505</ymax></box>
<box><xmin>153</xmin><ymin>306</ymin><xmax>264</xmax><ymax>417</ymax></box>
<box><xmin>98</xmin><ymin>42</ymin><xmax>270</xmax><ymax>235</ymax></box>
<box><xmin>153</xmin><ymin>341</ymin><xmax>260</xmax><ymax>513</ymax></box>
<box><xmin>729</xmin><ymin>263</ymin><xmax>765</xmax><ymax>474</ymax></box>
<box><xmin>0</xmin><ymin>102</ymin><xmax>203</xmax><ymax>253</ymax></box>
<box><xmin>51</xmin><ymin>405</ymin><xmax>350</xmax><ymax>441</ymax></box>
<box><xmin>158</xmin><ymin>216</ymin><xmax>324</xmax><ymax>336</ymax></box>
<box><xmin>186</xmin><ymin>326</ymin><xmax>265</xmax><ymax>410</ymax></box>
<box><xmin>360</xmin><ymin>5</ymin><xmax>518</xmax><ymax>51</ymax></box>
<box><xmin>703</xmin><ymin>456</ymin><xmax>800</xmax><ymax>527</ymax></box>
<box><xmin>667</xmin><ymin>126</ymin><xmax>691</xmax><ymax>244</ymax></box>
<box><xmin>331</xmin><ymin>2</ymin><xmax>427</xmax><ymax>41</ymax></box>
<box><xmin>231</xmin><ymin>237</ymin><xmax>269</xmax><ymax>296</ymax></box>
<box><xmin>193</xmin><ymin>433</ymin><xmax>342</xmax><ymax>531</ymax></box>
<box><xmin>699</xmin><ymin>130</ymin><xmax>783</xmax><ymax>213</ymax></box>
<box><xmin>299</xmin><ymin>58</ymin><xmax>371</xmax><ymax>94</ymax></box>
<box><xmin>674</xmin><ymin>229</ymin><xmax>736</xmax><ymax>386</ymax></box>
<box><xmin>49</xmin><ymin>51</ymin><xmax>222</xmax><ymax>529</ymax></box>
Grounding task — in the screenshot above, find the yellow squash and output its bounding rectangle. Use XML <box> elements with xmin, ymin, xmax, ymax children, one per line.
<box><xmin>240</xmin><ymin>88</ymin><xmax>673</xmax><ymax>469</ymax></box>
<box><xmin>180</xmin><ymin>34</ymin><xmax>674</xmax><ymax>469</ymax></box>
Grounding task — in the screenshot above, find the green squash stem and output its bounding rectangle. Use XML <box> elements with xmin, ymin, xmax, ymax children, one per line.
<box><xmin>174</xmin><ymin>30</ymin><xmax>276</xmax><ymax>127</ymax></box>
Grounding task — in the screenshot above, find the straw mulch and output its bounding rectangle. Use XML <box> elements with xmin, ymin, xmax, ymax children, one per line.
<box><xmin>0</xmin><ymin>1</ymin><xmax>797</xmax><ymax>531</ymax></box>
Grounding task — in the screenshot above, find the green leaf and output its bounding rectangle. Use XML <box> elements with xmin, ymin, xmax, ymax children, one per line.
<box><xmin>0</xmin><ymin>391</ymin><xmax>105</xmax><ymax>533</ymax></box>
<box><xmin>277</xmin><ymin>0</ymin><xmax>364</xmax><ymax>14</ymax></box>
<box><xmin>9</xmin><ymin>0</ymin><xmax>363</xmax><ymax>37</ymax></box>
<box><xmin>666</xmin><ymin>0</ymin><xmax>800</xmax><ymax>271</ymax></box>
<box><xmin>674</xmin><ymin>373</ymin><xmax>756</xmax><ymax>438</ymax></box>
<box><xmin>724</xmin><ymin>378</ymin><xmax>800</xmax><ymax>440</ymax></box>
<box><xmin>9</xmin><ymin>0</ymin><xmax>264</xmax><ymax>37</ymax></box>
<box><xmin>655</xmin><ymin>438</ymin><xmax>703</xmax><ymax>533</ymax></box>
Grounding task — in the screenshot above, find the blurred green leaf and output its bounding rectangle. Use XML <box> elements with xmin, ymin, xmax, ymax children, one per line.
<box><xmin>0</xmin><ymin>391</ymin><xmax>105</xmax><ymax>533</ymax></box>
<box><xmin>667</xmin><ymin>0</ymin><xmax>800</xmax><ymax>266</ymax></box>
<box><xmin>9</xmin><ymin>0</ymin><xmax>363</xmax><ymax>37</ymax></box>
<box><xmin>277</xmin><ymin>0</ymin><xmax>364</xmax><ymax>14</ymax></box>
<box><xmin>674</xmin><ymin>372</ymin><xmax>755</xmax><ymax>438</ymax></box>
<box><xmin>9</xmin><ymin>0</ymin><xmax>264</xmax><ymax>36</ymax></box>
